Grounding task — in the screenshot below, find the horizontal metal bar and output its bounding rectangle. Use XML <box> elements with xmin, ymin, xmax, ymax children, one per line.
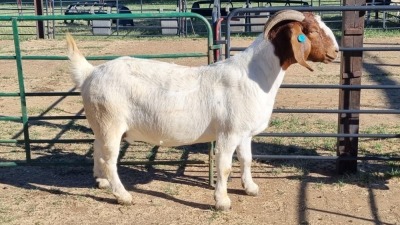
<box><xmin>25</xmin><ymin>108</ymin><xmax>400</xmax><ymax>122</ymax></box>
<box><xmin>273</xmin><ymin>109</ymin><xmax>400</xmax><ymax>114</ymax></box>
<box><xmin>280</xmin><ymin>84</ymin><xmax>400</xmax><ymax>89</ymax></box>
<box><xmin>4</xmin><ymin>85</ymin><xmax>399</xmax><ymax>99</ymax></box>
<box><xmin>1</xmin><ymin>54</ymin><xmax>207</xmax><ymax>61</ymax></box>
<box><xmin>341</xmin><ymin>47</ymin><xmax>400</xmax><ymax>52</ymax></box>
<box><xmin>0</xmin><ymin>139</ymin><xmax>18</xmax><ymax>143</ymax></box>
<box><xmin>0</xmin><ymin>92</ymin><xmax>81</xmax><ymax>97</ymax></box>
<box><xmin>0</xmin><ymin>139</ymin><xmax>93</xmax><ymax>144</ymax></box>
<box><xmin>230</xmin><ymin>47</ymin><xmax>247</xmax><ymax>52</ymax></box>
<box><xmin>0</xmin><ymin>92</ymin><xmax>20</xmax><ymax>97</ymax></box>
<box><xmin>29</xmin><ymin>139</ymin><xmax>94</xmax><ymax>143</ymax></box>
<box><xmin>252</xmin><ymin>155</ymin><xmax>337</xmax><ymax>160</ymax></box>
<box><xmin>14</xmin><ymin>53</ymin><xmax>207</xmax><ymax>61</ymax></box>
<box><xmin>228</xmin><ymin>5</ymin><xmax>400</xmax><ymax>16</ymax></box>
<box><xmin>0</xmin><ymin>116</ymin><xmax>22</xmax><ymax>122</ymax></box>
<box><xmin>15</xmin><ymin>133</ymin><xmax>400</xmax><ymax>145</ymax></box>
<box><xmin>0</xmin><ymin>160</ymin><xmax>207</xmax><ymax>167</ymax></box>
<box><xmin>28</xmin><ymin>116</ymin><xmax>86</xmax><ymax>120</ymax></box>
<box><xmin>3</xmin><ymin>156</ymin><xmax>398</xmax><ymax>168</ymax></box>
<box><xmin>25</xmin><ymin>92</ymin><xmax>81</xmax><ymax>96</ymax></box>
<box><xmin>0</xmin><ymin>56</ymin><xmax>15</xmax><ymax>60</ymax></box>
<box><xmin>0</xmin><ymin>162</ymin><xmax>19</xmax><ymax>167</ymax></box>
<box><xmin>0</xmin><ymin>12</ymin><xmax>210</xmax><ymax>21</ymax></box>
<box><xmin>252</xmin><ymin>155</ymin><xmax>400</xmax><ymax>161</ymax></box>
<box><xmin>230</xmin><ymin>46</ymin><xmax>400</xmax><ymax>52</ymax></box>
<box><xmin>258</xmin><ymin>133</ymin><xmax>400</xmax><ymax>138</ymax></box>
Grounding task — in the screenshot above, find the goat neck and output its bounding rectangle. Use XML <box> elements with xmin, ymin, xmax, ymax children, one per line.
<box><xmin>229</xmin><ymin>34</ymin><xmax>287</xmax><ymax>95</ymax></box>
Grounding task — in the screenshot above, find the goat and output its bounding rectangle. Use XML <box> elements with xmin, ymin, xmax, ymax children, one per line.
<box><xmin>66</xmin><ymin>10</ymin><xmax>339</xmax><ymax>210</ymax></box>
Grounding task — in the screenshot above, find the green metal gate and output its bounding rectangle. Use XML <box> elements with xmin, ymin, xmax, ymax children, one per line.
<box><xmin>0</xmin><ymin>12</ymin><xmax>216</xmax><ymax>183</ymax></box>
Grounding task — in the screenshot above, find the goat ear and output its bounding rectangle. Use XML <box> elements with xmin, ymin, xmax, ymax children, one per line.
<box><xmin>290</xmin><ymin>24</ymin><xmax>313</xmax><ymax>71</ymax></box>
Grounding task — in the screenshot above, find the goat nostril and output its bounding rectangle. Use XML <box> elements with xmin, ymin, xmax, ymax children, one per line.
<box><xmin>335</xmin><ymin>49</ymin><xmax>339</xmax><ymax>53</ymax></box>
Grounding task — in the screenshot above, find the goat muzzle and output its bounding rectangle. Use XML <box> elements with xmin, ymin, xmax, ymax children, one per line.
<box><xmin>324</xmin><ymin>49</ymin><xmax>339</xmax><ymax>63</ymax></box>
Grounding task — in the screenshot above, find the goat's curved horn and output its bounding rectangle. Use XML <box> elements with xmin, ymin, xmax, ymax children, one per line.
<box><xmin>264</xmin><ymin>10</ymin><xmax>305</xmax><ymax>39</ymax></box>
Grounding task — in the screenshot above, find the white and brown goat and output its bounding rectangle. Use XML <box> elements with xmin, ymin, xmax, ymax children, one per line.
<box><xmin>66</xmin><ymin>10</ymin><xmax>339</xmax><ymax>210</ymax></box>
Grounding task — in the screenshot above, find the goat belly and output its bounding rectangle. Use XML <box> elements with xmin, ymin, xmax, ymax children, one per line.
<box><xmin>123</xmin><ymin>104</ymin><xmax>216</xmax><ymax>147</ymax></box>
<box><xmin>123</xmin><ymin>125</ymin><xmax>215</xmax><ymax>147</ymax></box>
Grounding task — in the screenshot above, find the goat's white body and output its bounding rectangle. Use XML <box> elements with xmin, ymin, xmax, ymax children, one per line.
<box><xmin>82</xmin><ymin>35</ymin><xmax>283</xmax><ymax>147</ymax></box>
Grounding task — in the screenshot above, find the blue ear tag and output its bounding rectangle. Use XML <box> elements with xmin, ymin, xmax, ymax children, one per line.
<box><xmin>297</xmin><ymin>34</ymin><xmax>306</xmax><ymax>43</ymax></box>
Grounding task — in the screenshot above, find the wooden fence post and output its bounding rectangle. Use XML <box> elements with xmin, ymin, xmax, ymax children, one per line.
<box><xmin>337</xmin><ymin>0</ymin><xmax>366</xmax><ymax>174</ymax></box>
<box><xmin>34</xmin><ymin>0</ymin><xmax>45</xmax><ymax>39</ymax></box>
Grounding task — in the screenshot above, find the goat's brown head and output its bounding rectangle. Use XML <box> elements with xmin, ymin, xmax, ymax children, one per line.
<box><xmin>264</xmin><ymin>10</ymin><xmax>339</xmax><ymax>71</ymax></box>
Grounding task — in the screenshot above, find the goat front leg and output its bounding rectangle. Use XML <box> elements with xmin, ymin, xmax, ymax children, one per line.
<box><xmin>214</xmin><ymin>137</ymin><xmax>238</xmax><ymax>211</ymax></box>
<box><xmin>236</xmin><ymin>137</ymin><xmax>259</xmax><ymax>196</ymax></box>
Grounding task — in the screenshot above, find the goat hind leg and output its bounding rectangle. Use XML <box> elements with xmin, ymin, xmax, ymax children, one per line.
<box><xmin>98</xmin><ymin>134</ymin><xmax>132</xmax><ymax>205</ymax></box>
<box><xmin>93</xmin><ymin>140</ymin><xmax>111</xmax><ymax>189</ymax></box>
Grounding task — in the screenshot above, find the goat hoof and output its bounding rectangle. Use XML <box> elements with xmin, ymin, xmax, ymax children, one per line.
<box><xmin>245</xmin><ymin>183</ymin><xmax>259</xmax><ymax>196</ymax></box>
<box><xmin>215</xmin><ymin>198</ymin><xmax>231</xmax><ymax>211</ymax></box>
<box><xmin>117</xmin><ymin>198</ymin><xmax>133</xmax><ymax>205</ymax></box>
<box><xmin>95</xmin><ymin>178</ymin><xmax>111</xmax><ymax>189</ymax></box>
<box><xmin>115</xmin><ymin>192</ymin><xmax>133</xmax><ymax>205</ymax></box>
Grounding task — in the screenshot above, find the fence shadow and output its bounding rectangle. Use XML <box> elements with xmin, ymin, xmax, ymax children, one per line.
<box><xmin>363</xmin><ymin>51</ymin><xmax>400</xmax><ymax>110</ymax></box>
<box><xmin>250</xmin><ymin>140</ymin><xmax>400</xmax><ymax>225</ymax></box>
<box><xmin>1</xmin><ymin>139</ymin><xmax>400</xmax><ymax>219</ymax></box>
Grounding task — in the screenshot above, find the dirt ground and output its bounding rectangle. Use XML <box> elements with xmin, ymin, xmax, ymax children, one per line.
<box><xmin>1</xmin><ymin>35</ymin><xmax>400</xmax><ymax>225</ymax></box>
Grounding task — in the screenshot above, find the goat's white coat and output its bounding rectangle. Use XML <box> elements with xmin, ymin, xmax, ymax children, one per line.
<box><xmin>72</xmin><ymin>35</ymin><xmax>280</xmax><ymax>208</ymax></box>
<box><xmin>78</xmin><ymin>35</ymin><xmax>282</xmax><ymax>147</ymax></box>
<box><xmin>67</xmin><ymin>13</ymin><xmax>338</xmax><ymax>210</ymax></box>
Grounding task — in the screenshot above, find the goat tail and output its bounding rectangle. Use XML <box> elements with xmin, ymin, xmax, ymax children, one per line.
<box><xmin>66</xmin><ymin>33</ymin><xmax>94</xmax><ymax>88</ymax></box>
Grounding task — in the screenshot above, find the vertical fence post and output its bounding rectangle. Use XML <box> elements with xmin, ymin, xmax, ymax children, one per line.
<box><xmin>34</xmin><ymin>0</ymin><xmax>45</xmax><ymax>39</ymax></box>
<box><xmin>12</xmin><ymin>18</ymin><xmax>31</xmax><ymax>162</ymax></box>
<box><xmin>337</xmin><ymin>0</ymin><xmax>366</xmax><ymax>174</ymax></box>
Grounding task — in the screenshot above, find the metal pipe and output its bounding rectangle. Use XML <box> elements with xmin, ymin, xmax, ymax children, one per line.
<box><xmin>251</xmin><ymin>155</ymin><xmax>400</xmax><ymax>161</ymax></box>
<box><xmin>0</xmin><ymin>159</ymin><xmax>208</xmax><ymax>167</ymax></box>
<box><xmin>230</xmin><ymin>46</ymin><xmax>400</xmax><ymax>52</ymax></box>
<box><xmin>12</xmin><ymin>18</ymin><xmax>31</xmax><ymax>162</ymax></box>
<box><xmin>272</xmin><ymin>109</ymin><xmax>400</xmax><ymax>114</ymax></box>
<box><xmin>258</xmin><ymin>133</ymin><xmax>400</xmax><ymax>138</ymax></box>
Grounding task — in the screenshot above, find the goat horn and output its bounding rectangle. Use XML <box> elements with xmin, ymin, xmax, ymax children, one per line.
<box><xmin>264</xmin><ymin>10</ymin><xmax>305</xmax><ymax>39</ymax></box>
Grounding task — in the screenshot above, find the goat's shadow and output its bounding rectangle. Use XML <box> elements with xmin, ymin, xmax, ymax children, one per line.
<box><xmin>0</xmin><ymin>142</ymin><xmax>214</xmax><ymax>210</ymax></box>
